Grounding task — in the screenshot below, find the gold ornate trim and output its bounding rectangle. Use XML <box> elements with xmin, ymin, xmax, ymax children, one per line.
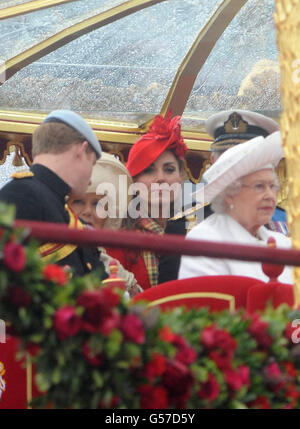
<box><xmin>26</xmin><ymin>354</ymin><xmax>32</xmax><ymax>409</ymax></box>
<box><xmin>0</xmin><ymin>110</ymin><xmax>212</xmax><ymax>151</ymax></box>
<box><xmin>0</xmin><ymin>0</ymin><xmax>77</xmax><ymax>21</ymax></box>
<box><xmin>148</xmin><ymin>292</ymin><xmax>235</xmax><ymax>312</ymax></box>
<box><xmin>0</xmin><ymin>141</ymin><xmax>32</xmax><ymax>166</ymax></box>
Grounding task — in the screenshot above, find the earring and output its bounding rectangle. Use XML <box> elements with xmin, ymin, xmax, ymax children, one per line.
<box><xmin>230</xmin><ymin>203</ymin><xmax>234</xmax><ymax>210</ymax></box>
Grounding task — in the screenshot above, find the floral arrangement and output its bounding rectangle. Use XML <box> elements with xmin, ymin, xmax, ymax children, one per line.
<box><xmin>0</xmin><ymin>202</ymin><xmax>300</xmax><ymax>409</ymax></box>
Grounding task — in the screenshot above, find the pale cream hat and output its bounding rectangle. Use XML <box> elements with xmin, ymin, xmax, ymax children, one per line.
<box><xmin>87</xmin><ymin>152</ymin><xmax>133</xmax><ymax>229</ymax></box>
<box><xmin>193</xmin><ymin>131</ymin><xmax>283</xmax><ymax>204</ymax></box>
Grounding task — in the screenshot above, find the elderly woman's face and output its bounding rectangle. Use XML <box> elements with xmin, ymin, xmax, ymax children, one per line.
<box><xmin>226</xmin><ymin>169</ymin><xmax>279</xmax><ymax>235</ymax></box>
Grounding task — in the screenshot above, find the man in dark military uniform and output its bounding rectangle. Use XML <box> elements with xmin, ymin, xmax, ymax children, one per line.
<box><xmin>0</xmin><ymin>109</ymin><xmax>106</xmax><ymax>277</ymax></box>
<box><xmin>193</xmin><ymin>110</ymin><xmax>288</xmax><ymax>235</ymax></box>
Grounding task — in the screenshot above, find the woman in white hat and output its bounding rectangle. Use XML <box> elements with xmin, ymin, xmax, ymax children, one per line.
<box><xmin>68</xmin><ymin>152</ymin><xmax>143</xmax><ymax>296</ymax></box>
<box><xmin>178</xmin><ymin>131</ymin><xmax>293</xmax><ymax>284</ymax></box>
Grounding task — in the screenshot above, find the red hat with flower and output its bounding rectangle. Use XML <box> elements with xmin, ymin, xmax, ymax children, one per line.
<box><xmin>126</xmin><ymin>111</ymin><xmax>188</xmax><ymax>177</ymax></box>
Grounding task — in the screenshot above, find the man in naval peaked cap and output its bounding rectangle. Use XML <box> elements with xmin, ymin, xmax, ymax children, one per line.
<box><xmin>200</xmin><ymin>110</ymin><xmax>288</xmax><ymax>235</ymax></box>
<box><xmin>0</xmin><ymin>109</ymin><xmax>107</xmax><ymax>277</ymax></box>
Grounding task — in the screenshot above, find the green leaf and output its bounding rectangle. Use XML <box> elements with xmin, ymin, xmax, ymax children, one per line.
<box><xmin>105</xmin><ymin>330</ymin><xmax>122</xmax><ymax>359</ymax></box>
<box><xmin>92</xmin><ymin>370</ymin><xmax>103</xmax><ymax>388</ymax></box>
<box><xmin>35</xmin><ymin>373</ymin><xmax>51</xmax><ymax>392</ymax></box>
<box><xmin>52</xmin><ymin>367</ymin><xmax>61</xmax><ymax>384</ymax></box>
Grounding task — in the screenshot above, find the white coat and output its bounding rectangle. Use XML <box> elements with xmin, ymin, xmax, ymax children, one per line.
<box><xmin>178</xmin><ymin>213</ymin><xmax>293</xmax><ymax>284</ymax></box>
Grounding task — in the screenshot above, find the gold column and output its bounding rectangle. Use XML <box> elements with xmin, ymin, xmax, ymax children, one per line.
<box><xmin>274</xmin><ymin>0</ymin><xmax>300</xmax><ymax>306</ymax></box>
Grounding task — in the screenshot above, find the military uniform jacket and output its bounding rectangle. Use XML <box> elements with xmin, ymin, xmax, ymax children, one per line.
<box><xmin>0</xmin><ymin>164</ymin><xmax>105</xmax><ymax>277</ymax></box>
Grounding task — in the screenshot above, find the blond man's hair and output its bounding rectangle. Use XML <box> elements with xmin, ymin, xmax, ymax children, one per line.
<box><xmin>32</xmin><ymin>122</ymin><xmax>96</xmax><ymax>158</ymax></box>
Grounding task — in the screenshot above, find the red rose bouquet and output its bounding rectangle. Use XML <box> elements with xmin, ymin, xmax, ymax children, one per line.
<box><xmin>1</xmin><ymin>202</ymin><xmax>300</xmax><ymax>409</ymax></box>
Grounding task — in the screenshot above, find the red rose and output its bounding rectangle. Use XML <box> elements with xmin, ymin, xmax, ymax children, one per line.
<box><xmin>201</xmin><ymin>324</ymin><xmax>237</xmax><ymax>353</ymax></box>
<box><xmin>209</xmin><ymin>350</ymin><xmax>233</xmax><ymax>370</ymax></box>
<box><xmin>77</xmin><ymin>289</ymin><xmax>120</xmax><ymax>334</ymax></box>
<box><xmin>3</xmin><ymin>242</ymin><xmax>26</xmax><ymax>272</ymax></box>
<box><xmin>265</xmin><ymin>362</ymin><xmax>282</xmax><ymax>381</ymax></box>
<box><xmin>162</xmin><ymin>359</ymin><xmax>194</xmax><ymax>405</ymax></box>
<box><xmin>144</xmin><ymin>353</ymin><xmax>166</xmax><ymax>380</ymax></box>
<box><xmin>249</xmin><ymin>396</ymin><xmax>271</xmax><ymax>409</ymax></box>
<box><xmin>172</xmin><ymin>334</ymin><xmax>197</xmax><ymax>365</ymax></box>
<box><xmin>121</xmin><ymin>314</ymin><xmax>145</xmax><ymax>344</ymax></box>
<box><xmin>264</xmin><ymin>362</ymin><xmax>286</xmax><ymax>393</ymax></box>
<box><xmin>282</xmin><ymin>362</ymin><xmax>298</xmax><ymax>378</ymax></box>
<box><xmin>238</xmin><ymin>365</ymin><xmax>250</xmax><ymax>388</ymax></box>
<box><xmin>7</xmin><ymin>285</ymin><xmax>31</xmax><ymax>308</ymax></box>
<box><xmin>159</xmin><ymin>326</ymin><xmax>175</xmax><ymax>342</ymax></box>
<box><xmin>82</xmin><ymin>342</ymin><xmax>105</xmax><ymax>367</ymax></box>
<box><xmin>248</xmin><ymin>315</ymin><xmax>273</xmax><ymax>349</ymax></box>
<box><xmin>99</xmin><ymin>396</ymin><xmax>119</xmax><ymax>409</ymax></box>
<box><xmin>224</xmin><ymin>369</ymin><xmax>243</xmax><ymax>392</ymax></box>
<box><xmin>53</xmin><ymin>306</ymin><xmax>81</xmax><ymax>340</ymax></box>
<box><xmin>43</xmin><ymin>264</ymin><xmax>68</xmax><ymax>285</ymax></box>
<box><xmin>138</xmin><ymin>385</ymin><xmax>169</xmax><ymax>409</ymax></box>
<box><xmin>198</xmin><ymin>373</ymin><xmax>220</xmax><ymax>402</ymax></box>
<box><xmin>285</xmin><ymin>384</ymin><xmax>300</xmax><ymax>407</ymax></box>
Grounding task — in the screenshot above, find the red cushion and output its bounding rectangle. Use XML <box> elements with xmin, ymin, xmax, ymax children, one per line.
<box><xmin>246</xmin><ymin>282</ymin><xmax>294</xmax><ymax>313</ymax></box>
<box><xmin>0</xmin><ymin>336</ymin><xmax>27</xmax><ymax>409</ymax></box>
<box><xmin>132</xmin><ymin>275</ymin><xmax>265</xmax><ymax>312</ymax></box>
<box><xmin>0</xmin><ymin>336</ymin><xmax>41</xmax><ymax>409</ymax></box>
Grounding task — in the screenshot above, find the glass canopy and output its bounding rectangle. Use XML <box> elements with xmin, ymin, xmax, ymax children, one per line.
<box><xmin>184</xmin><ymin>0</ymin><xmax>280</xmax><ymax>126</ymax></box>
<box><xmin>0</xmin><ymin>0</ymin><xmax>224</xmax><ymax>122</ymax></box>
<box><xmin>0</xmin><ymin>0</ymin><xmax>125</xmax><ymax>61</ymax></box>
<box><xmin>0</xmin><ymin>0</ymin><xmax>283</xmax><ymax>189</ymax></box>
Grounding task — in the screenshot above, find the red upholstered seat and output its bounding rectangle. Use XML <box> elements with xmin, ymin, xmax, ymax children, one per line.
<box><xmin>0</xmin><ymin>336</ymin><xmax>28</xmax><ymax>409</ymax></box>
<box><xmin>246</xmin><ymin>282</ymin><xmax>294</xmax><ymax>313</ymax></box>
<box><xmin>132</xmin><ymin>275</ymin><xmax>267</xmax><ymax>312</ymax></box>
<box><xmin>0</xmin><ymin>336</ymin><xmax>40</xmax><ymax>409</ymax></box>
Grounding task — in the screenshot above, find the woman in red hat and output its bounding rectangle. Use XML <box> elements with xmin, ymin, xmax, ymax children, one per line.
<box><xmin>106</xmin><ymin>112</ymin><xmax>188</xmax><ymax>290</ymax></box>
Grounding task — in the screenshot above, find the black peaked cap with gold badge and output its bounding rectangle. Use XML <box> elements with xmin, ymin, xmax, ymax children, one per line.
<box><xmin>206</xmin><ymin>109</ymin><xmax>279</xmax><ymax>153</ymax></box>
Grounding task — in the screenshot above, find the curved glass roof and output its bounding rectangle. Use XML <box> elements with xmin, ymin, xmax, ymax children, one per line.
<box><xmin>0</xmin><ymin>0</ymin><xmax>281</xmax><ymax>131</ymax></box>
<box><xmin>0</xmin><ymin>0</ymin><xmax>232</xmax><ymax>123</ymax></box>
<box><xmin>0</xmin><ymin>0</ymin><xmax>124</xmax><ymax>61</ymax></box>
<box><xmin>0</xmin><ymin>0</ymin><xmax>286</xmax><ymax>195</ymax></box>
<box><xmin>184</xmin><ymin>0</ymin><xmax>279</xmax><ymax>126</ymax></box>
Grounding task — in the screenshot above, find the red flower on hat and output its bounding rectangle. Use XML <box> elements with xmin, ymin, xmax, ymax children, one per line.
<box><xmin>148</xmin><ymin>112</ymin><xmax>187</xmax><ymax>160</ymax></box>
<box><xmin>126</xmin><ymin>111</ymin><xmax>187</xmax><ymax>177</ymax></box>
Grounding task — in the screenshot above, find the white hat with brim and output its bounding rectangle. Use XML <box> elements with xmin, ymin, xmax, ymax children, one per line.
<box><xmin>43</xmin><ymin>109</ymin><xmax>102</xmax><ymax>158</ymax></box>
<box><xmin>193</xmin><ymin>131</ymin><xmax>283</xmax><ymax>205</ymax></box>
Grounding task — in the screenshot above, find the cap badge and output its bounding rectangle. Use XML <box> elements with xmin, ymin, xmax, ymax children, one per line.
<box><xmin>224</xmin><ymin>112</ymin><xmax>248</xmax><ymax>134</ymax></box>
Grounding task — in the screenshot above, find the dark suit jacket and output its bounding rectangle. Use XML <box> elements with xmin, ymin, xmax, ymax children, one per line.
<box><xmin>0</xmin><ymin>164</ymin><xmax>106</xmax><ymax>277</ymax></box>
